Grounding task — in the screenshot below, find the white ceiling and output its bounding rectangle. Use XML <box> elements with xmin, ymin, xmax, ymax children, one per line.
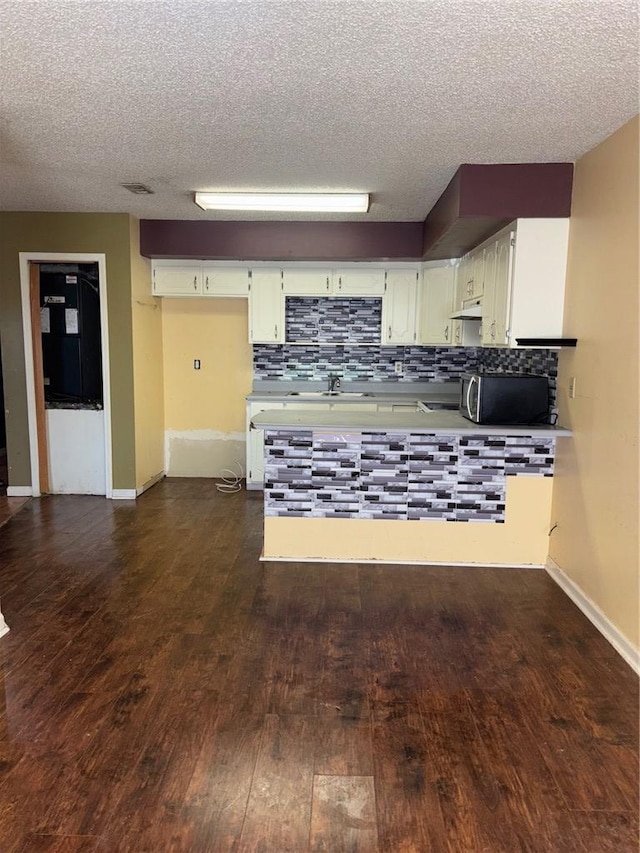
<box><xmin>0</xmin><ymin>0</ymin><xmax>637</xmax><ymax>222</ymax></box>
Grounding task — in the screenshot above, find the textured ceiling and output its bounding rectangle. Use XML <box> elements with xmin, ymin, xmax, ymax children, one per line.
<box><xmin>0</xmin><ymin>0</ymin><xmax>637</xmax><ymax>221</ymax></box>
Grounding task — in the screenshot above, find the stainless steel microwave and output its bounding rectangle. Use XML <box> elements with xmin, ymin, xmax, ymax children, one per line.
<box><xmin>460</xmin><ymin>373</ymin><xmax>550</xmax><ymax>425</ymax></box>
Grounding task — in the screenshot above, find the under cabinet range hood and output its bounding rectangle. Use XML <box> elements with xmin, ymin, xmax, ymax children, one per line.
<box><xmin>450</xmin><ymin>298</ymin><xmax>482</xmax><ymax>320</ymax></box>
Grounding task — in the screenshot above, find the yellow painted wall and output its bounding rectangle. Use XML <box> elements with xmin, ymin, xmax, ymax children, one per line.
<box><xmin>130</xmin><ymin>219</ymin><xmax>165</xmax><ymax>490</ymax></box>
<box><xmin>161</xmin><ymin>298</ymin><xmax>253</xmax><ymax>476</ymax></box>
<box><xmin>265</xmin><ymin>476</ymin><xmax>554</xmax><ymax>566</ymax></box>
<box><xmin>550</xmin><ymin>115</ymin><xmax>639</xmax><ymax>649</ymax></box>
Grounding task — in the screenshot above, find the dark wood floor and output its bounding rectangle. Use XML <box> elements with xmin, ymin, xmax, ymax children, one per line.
<box><xmin>0</xmin><ymin>479</ymin><xmax>637</xmax><ymax>852</ymax></box>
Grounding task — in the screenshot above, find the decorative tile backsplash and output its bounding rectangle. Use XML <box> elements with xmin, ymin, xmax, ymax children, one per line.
<box><xmin>253</xmin><ymin>344</ymin><xmax>482</xmax><ymax>383</ymax></box>
<box><xmin>286</xmin><ymin>297</ymin><xmax>382</xmax><ymax>344</ymax></box>
<box><xmin>264</xmin><ymin>430</ymin><xmax>555</xmax><ymax>523</ymax></box>
<box><xmin>253</xmin><ymin>343</ymin><xmax>558</xmax><ymax>402</ymax></box>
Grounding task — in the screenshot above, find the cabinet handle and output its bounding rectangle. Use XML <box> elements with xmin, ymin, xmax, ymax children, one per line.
<box><xmin>205</xmin><ymin>276</ymin><xmax>209</xmax><ymax>292</ymax></box>
<box><xmin>444</xmin><ymin>325</ymin><xmax>449</xmax><ymax>341</ymax></box>
<box><xmin>339</xmin><ymin>277</ymin><xmax>343</xmax><ymax>290</ymax></box>
<box><xmin>274</xmin><ymin>324</ymin><xmax>278</xmax><ymax>339</ymax></box>
<box><xmin>491</xmin><ymin>321</ymin><xmax>496</xmax><ymax>339</ymax></box>
<box><xmin>388</xmin><ymin>325</ymin><xmax>392</xmax><ymax>339</ymax></box>
<box><xmin>194</xmin><ymin>276</ymin><xmax>198</xmax><ymax>291</ymax></box>
<box><xmin>326</xmin><ymin>277</ymin><xmax>330</xmax><ymax>290</ymax></box>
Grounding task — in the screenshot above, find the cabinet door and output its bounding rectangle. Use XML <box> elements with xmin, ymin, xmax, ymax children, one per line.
<box><xmin>334</xmin><ymin>268</ymin><xmax>386</xmax><ymax>295</ymax></box>
<box><xmin>471</xmin><ymin>249</ymin><xmax>485</xmax><ymax>298</ymax></box>
<box><xmin>481</xmin><ymin>241</ymin><xmax>498</xmax><ymax>345</ymax></box>
<box><xmin>382</xmin><ymin>270</ymin><xmax>418</xmax><ymax>345</ymax></box>
<box><xmin>246</xmin><ymin>402</ymin><xmax>284</xmax><ymax>487</ymax></box>
<box><xmin>152</xmin><ymin>266</ymin><xmax>202</xmax><ymax>295</ymax></box>
<box><xmin>492</xmin><ymin>231</ymin><xmax>515</xmax><ymax>345</ymax></box>
<box><xmin>248</xmin><ymin>270</ymin><xmax>284</xmax><ymax>343</ymax></box>
<box><xmin>418</xmin><ymin>266</ymin><xmax>456</xmax><ymax>345</ymax></box>
<box><xmin>203</xmin><ymin>267</ymin><xmax>249</xmax><ymax>296</ymax></box>
<box><xmin>457</xmin><ymin>255</ymin><xmax>474</xmax><ymax>302</ymax></box>
<box><xmin>282</xmin><ymin>269</ymin><xmax>332</xmax><ymax>295</ymax></box>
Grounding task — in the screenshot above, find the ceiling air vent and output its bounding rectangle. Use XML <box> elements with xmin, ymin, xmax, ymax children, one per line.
<box><xmin>120</xmin><ymin>183</ymin><xmax>154</xmax><ymax>195</ymax></box>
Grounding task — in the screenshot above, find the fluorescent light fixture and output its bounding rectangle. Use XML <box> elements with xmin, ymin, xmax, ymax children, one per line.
<box><xmin>194</xmin><ymin>192</ymin><xmax>370</xmax><ymax>213</ymax></box>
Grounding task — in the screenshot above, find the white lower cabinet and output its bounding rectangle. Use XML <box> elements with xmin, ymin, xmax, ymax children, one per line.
<box><xmin>248</xmin><ymin>270</ymin><xmax>284</xmax><ymax>343</ymax></box>
<box><xmin>246</xmin><ymin>401</ymin><xmax>285</xmax><ymax>488</ymax></box>
<box><xmin>382</xmin><ymin>270</ymin><xmax>419</xmax><ymax>344</ymax></box>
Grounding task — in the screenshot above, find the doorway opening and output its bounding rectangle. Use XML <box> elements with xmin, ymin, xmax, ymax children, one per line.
<box><xmin>19</xmin><ymin>253</ymin><xmax>112</xmax><ymax>498</ymax></box>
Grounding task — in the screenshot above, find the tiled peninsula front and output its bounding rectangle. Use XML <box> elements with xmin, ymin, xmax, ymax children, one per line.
<box><xmin>252</xmin><ymin>410</ymin><xmax>570</xmax><ymax>567</ymax></box>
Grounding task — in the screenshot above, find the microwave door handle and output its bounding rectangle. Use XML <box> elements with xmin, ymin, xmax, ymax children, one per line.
<box><xmin>466</xmin><ymin>375</ymin><xmax>477</xmax><ymax>419</ymax></box>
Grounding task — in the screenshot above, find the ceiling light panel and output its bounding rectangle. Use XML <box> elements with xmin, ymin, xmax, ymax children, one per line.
<box><xmin>194</xmin><ymin>192</ymin><xmax>370</xmax><ymax>213</ymax></box>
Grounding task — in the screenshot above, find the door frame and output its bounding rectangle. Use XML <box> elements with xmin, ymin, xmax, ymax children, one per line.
<box><xmin>19</xmin><ymin>252</ymin><xmax>113</xmax><ymax>498</ymax></box>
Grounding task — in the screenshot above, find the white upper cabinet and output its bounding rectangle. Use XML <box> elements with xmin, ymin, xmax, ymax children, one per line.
<box><xmin>382</xmin><ymin>270</ymin><xmax>418</xmax><ymax>345</ymax></box>
<box><xmin>418</xmin><ymin>264</ymin><xmax>456</xmax><ymax>345</ymax></box>
<box><xmin>203</xmin><ymin>267</ymin><xmax>250</xmax><ymax>296</ymax></box>
<box><xmin>248</xmin><ymin>269</ymin><xmax>284</xmax><ymax>343</ymax></box>
<box><xmin>479</xmin><ymin>219</ymin><xmax>570</xmax><ymax>347</ymax></box>
<box><xmin>334</xmin><ymin>268</ymin><xmax>386</xmax><ymax>296</ymax></box>
<box><xmin>282</xmin><ymin>269</ymin><xmax>332</xmax><ymax>295</ymax></box>
<box><xmin>152</xmin><ymin>265</ymin><xmax>202</xmax><ymax>296</ymax></box>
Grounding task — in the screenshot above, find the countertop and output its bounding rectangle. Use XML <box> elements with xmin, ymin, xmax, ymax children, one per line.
<box><xmin>251</xmin><ymin>408</ymin><xmax>571</xmax><ymax>437</ymax></box>
<box><xmin>247</xmin><ymin>381</ymin><xmax>460</xmax><ymax>406</ymax></box>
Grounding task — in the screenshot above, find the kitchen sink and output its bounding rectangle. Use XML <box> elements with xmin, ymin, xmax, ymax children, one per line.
<box><xmin>287</xmin><ymin>391</ymin><xmax>374</xmax><ymax>397</ymax></box>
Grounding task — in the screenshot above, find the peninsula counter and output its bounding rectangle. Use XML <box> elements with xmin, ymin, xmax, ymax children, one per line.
<box><xmin>252</xmin><ymin>409</ymin><xmax>570</xmax><ymax>567</ymax></box>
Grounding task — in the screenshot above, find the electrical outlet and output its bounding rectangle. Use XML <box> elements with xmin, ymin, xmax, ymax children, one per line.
<box><xmin>194</xmin><ymin>359</ymin><xmax>201</xmax><ymax>370</ymax></box>
<box><xmin>568</xmin><ymin>377</ymin><xmax>576</xmax><ymax>398</ymax></box>
<box><xmin>394</xmin><ymin>361</ymin><xmax>403</xmax><ymax>375</ymax></box>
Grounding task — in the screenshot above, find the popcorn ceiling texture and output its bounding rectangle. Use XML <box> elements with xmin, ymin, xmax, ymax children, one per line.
<box><xmin>0</xmin><ymin>1</ymin><xmax>637</xmax><ymax>219</ymax></box>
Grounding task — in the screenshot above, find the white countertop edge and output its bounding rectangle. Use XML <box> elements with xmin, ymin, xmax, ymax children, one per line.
<box><xmin>251</xmin><ymin>410</ymin><xmax>571</xmax><ymax>437</ymax></box>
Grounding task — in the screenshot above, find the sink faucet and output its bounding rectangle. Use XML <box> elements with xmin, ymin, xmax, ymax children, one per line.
<box><xmin>328</xmin><ymin>373</ymin><xmax>341</xmax><ymax>392</ymax></box>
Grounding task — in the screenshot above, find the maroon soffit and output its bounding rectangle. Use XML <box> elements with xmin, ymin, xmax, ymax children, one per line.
<box><xmin>140</xmin><ymin>163</ymin><xmax>574</xmax><ymax>261</ymax></box>
<box><xmin>422</xmin><ymin>163</ymin><xmax>574</xmax><ymax>260</ymax></box>
<box><xmin>139</xmin><ymin>220</ymin><xmax>424</xmax><ymax>261</ymax></box>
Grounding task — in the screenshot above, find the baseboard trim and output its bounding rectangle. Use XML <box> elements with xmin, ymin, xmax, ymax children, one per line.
<box><xmin>546</xmin><ymin>557</ymin><xmax>640</xmax><ymax>674</ymax></box>
<box><xmin>136</xmin><ymin>471</ymin><xmax>165</xmax><ymax>497</ymax></box>
<box><xmin>6</xmin><ymin>486</ymin><xmax>32</xmax><ymax>497</ymax></box>
<box><xmin>111</xmin><ymin>489</ymin><xmax>137</xmax><ymax>500</ymax></box>
<box><xmin>260</xmin><ymin>554</ymin><xmax>545</xmax><ymax>569</ymax></box>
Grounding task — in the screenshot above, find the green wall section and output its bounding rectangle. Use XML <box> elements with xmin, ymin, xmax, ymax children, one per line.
<box><xmin>0</xmin><ymin>212</ymin><xmax>136</xmax><ymax>490</ymax></box>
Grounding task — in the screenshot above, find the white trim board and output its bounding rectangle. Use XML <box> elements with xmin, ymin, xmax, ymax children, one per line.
<box><xmin>136</xmin><ymin>471</ymin><xmax>165</xmax><ymax>497</ymax></box>
<box><xmin>6</xmin><ymin>486</ymin><xmax>33</xmax><ymax>497</ymax></box>
<box><xmin>546</xmin><ymin>557</ymin><xmax>640</xmax><ymax>675</ymax></box>
<box><xmin>111</xmin><ymin>489</ymin><xmax>137</xmax><ymax>500</ymax></box>
<box><xmin>19</xmin><ymin>253</ymin><xmax>113</xmax><ymax>498</ymax></box>
<box><xmin>260</xmin><ymin>555</ymin><xmax>545</xmax><ymax>569</ymax></box>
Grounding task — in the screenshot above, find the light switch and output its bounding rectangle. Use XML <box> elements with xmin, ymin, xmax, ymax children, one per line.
<box><xmin>568</xmin><ymin>377</ymin><xmax>576</xmax><ymax>398</ymax></box>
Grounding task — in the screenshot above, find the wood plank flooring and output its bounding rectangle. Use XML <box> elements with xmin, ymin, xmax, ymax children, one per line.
<box><xmin>0</xmin><ymin>479</ymin><xmax>637</xmax><ymax>852</ymax></box>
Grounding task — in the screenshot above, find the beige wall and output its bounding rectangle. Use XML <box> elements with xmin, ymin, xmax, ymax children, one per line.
<box><xmin>129</xmin><ymin>219</ymin><xmax>165</xmax><ymax>490</ymax></box>
<box><xmin>161</xmin><ymin>298</ymin><xmax>253</xmax><ymax>476</ymax></box>
<box><xmin>0</xmin><ymin>213</ymin><xmax>136</xmax><ymax>490</ymax></box>
<box><xmin>550</xmin><ymin>116</ymin><xmax>639</xmax><ymax>650</ymax></box>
